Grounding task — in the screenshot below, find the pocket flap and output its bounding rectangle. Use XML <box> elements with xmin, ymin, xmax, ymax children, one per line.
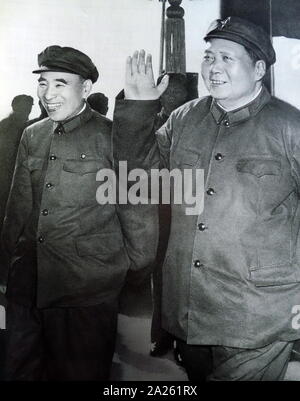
<box><xmin>63</xmin><ymin>160</ymin><xmax>102</xmax><ymax>175</ymax></box>
<box><xmin>174</xmin><ymin>149</ymin><xmax>200</xmax><ymax>167</ymax></box>
<box><xmin>75</xmin><ymin>232</ymin><xmax>123</xmax><ymax>256</ymax></box>
<box><xmin>236</xmin><ymin>158</ymin><xmax>281</xmax><ymax>178</ymax></box>
<box><xmin>249</xmin><ymin>264</ymin><xmax>300</xmax><ymax>287</ymax></box>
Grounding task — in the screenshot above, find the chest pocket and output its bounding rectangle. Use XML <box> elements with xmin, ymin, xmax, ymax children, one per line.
<box><xmin>172</xmin><ymin>148</ymin><xmax>201</xmax><ymax>169</ymax></box>
<box><xmin>236</xmin><ymin>157</ymin><xmax>281</xmax><ymax>178</ymax></box>
<box><xmin>28</xmin><ymin>156</ymin><xmax>44</xmax><ymax>171</ymax></box>
<box><xmin>63</xmin><ymin>160</ymin><xmax>102</xmax><ymax>175</ymax></box>
<box><xmin>61</xmin><ymin>159</ymin><xmax>103</xmax><ymax>206</ymax></box>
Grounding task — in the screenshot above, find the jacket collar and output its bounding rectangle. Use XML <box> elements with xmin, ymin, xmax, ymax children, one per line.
<box><xmin>54</xmin><ymin>102</ymin><xmax>93</xmax><ymax>133</ymax></box>
<box><xmin>210</xmin><ymin>85</ymin><xmax>271</xmax><ymax>125</ymax></box>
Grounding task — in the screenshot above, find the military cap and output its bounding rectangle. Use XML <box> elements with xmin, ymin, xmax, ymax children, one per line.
<box><xmin>32</xmin><ymin>45</ymin><xmax>99</xmax><ymax>83</ymax></box>
<box><xmin>204</xmin><ymin>16</ymin><xmax>276</xmax><ymax>67</ymax></box>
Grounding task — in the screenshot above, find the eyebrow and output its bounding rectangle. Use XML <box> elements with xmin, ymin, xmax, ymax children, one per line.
<box><xmin>204</xmin><ymin>49</ymin><xmax>234</xmax><ymax>56</ymax></box>
<box><xmin>37</xmin><ymin>77</ymin><xmax>68</xmax><ymax>84</ymax></box>
<box><xmin>55</xmin><ymin>78</ymin><xmax>68</xmax><ymax>84</ymax></box>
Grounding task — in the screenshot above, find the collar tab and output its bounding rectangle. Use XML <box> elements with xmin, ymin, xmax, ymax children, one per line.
<box><xmin>58</xmin><ymin>103</ymin><xmax>93</xmax><ymax>133</ymax></box>
<box><xmin>210</xmin><ymin>86</ymin><xmax>271</xmax><ymax>125</ymax></box>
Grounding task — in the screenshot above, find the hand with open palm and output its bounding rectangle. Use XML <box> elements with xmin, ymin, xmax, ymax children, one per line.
<box><xmin>125</xmin><ymin>50</ymin><xmax>169</xmax><ymax>100</ymax></box>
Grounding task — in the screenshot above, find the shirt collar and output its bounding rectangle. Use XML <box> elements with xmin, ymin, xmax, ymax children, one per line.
<box><xmin>216</xmin><ymin>86</ymin><xmax>262</xmax><ymax>112</ymax></box>
<box><xmin>76</xmin><ymin>102</ymin><xmax>87</xmax><ymax>116</ymax></box>
<box><xmin>55</xmin><ymin>102</ymin><xmax>93</xmax><ymax>133</ymax></box>
<box><xmin>210</xmin><ymin>85</ymin><xmax>271</xmax><ymax>125</ymax></box>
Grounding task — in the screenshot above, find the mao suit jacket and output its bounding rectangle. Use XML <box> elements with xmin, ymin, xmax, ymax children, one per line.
<box><xmin>2</xmin><ymin>104</ymin><xmax>157</xmax><ymax>308</ymax></box>
<box><xmin>113</xmin><ymin>87</ymin><xmax>300</xmax><ymax>348</ymax></box>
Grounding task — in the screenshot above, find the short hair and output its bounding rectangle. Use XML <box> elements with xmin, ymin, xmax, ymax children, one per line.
<box><xmin>11</xmin><ymin>95</ymin><xmax>34</xmax><ymax>112</ymax></box>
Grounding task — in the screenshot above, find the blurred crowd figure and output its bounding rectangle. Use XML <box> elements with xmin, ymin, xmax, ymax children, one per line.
<box><xmin>0</xmin><ymin>94</ymin><xmax>34</xmax><ymax>380</ymax></box>
<box><xmin>26</xmin><ymin>100</ymin><xmax>48</xmax><ymax>127</ymax></box>
<box><xmin>0</xmin><ymin>95</ymin><xmax>34</xmax><ymax>284</ymax></box>
<box><xmin>151</xmin><ymin>72</ymin><xmax>198</xmax><ymax>358</ymax></box>
<box><xmin>87</xmin><ymin>92</ymin><xmax>109</xmax><ymax>116</ymax></box>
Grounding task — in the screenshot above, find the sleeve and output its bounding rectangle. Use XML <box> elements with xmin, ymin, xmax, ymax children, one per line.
<box><xmin>112</xmin><ymin>95</ymin><xmax>174</xmax><ymax>285</ymax></box>
<box><xmin>292</xmin><ymin>140</ymin><xmax>300</xmax><ymax>195</ymax></box>
<box><xmin>1</xmin><ymin>130</ymin><xmax>33</xmax><ymax>259</ymax></box>
<box><xmin>112</xmin><ymin>93</ymin><xmax>174</xmax><ymax>170</ymax></box>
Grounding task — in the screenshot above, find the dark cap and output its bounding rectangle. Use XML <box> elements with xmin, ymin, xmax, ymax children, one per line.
<box><xmin>204</xmin><ymin>16</ymin><xmax>276</xmax><ymax>67</ymax></box>
<box><xmin>32</xmin><ymin>45</ymin><xmax>99</xmax><ymax>83</ymax></box>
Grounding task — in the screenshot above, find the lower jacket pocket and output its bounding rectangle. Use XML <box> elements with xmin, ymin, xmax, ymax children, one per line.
<box><xmin>75</xmin><ymin>232</ymin><xmax>123</xmax><ymax>257</ymax></box>
<box><xmin>249</xmin><ymin>263</ymin><xmax>300</xmax><ymax>287</ymax></box>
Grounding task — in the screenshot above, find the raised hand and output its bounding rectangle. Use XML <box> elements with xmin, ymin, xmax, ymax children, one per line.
<box><xmin>125</xmin><ymin>50</ymin><xmax>169</xmax><ymax>100</ymax></box>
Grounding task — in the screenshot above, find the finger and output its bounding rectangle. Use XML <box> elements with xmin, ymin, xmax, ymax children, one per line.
<box><xmin>125</xmin><ymin>56</ymin><xmax>132</xmax><ymax>82</ymax></box>
<box><xmin>157</xmin><ymin>74</ymin><xmax>169</xmax><ymax>96</ymax></box>
<box><xmin>131</xmin><ymin>50</ymin><xmax>139</xmax><ymax>75</ymax></box>
<box><xmin>145</xmin><ymin>54</ymin><xmax>155</xmax><ymax>84</ymax></box>
<box><xmin>138</xmin><ymin>49</ymin><xmax>146</xmax><ymax>74</ymax></box>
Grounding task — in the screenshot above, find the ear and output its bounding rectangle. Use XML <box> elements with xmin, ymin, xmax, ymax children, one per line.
<box><xmin>82</xmin><ymin>79</ymin><xmax>93</xmax><ymax>99</ymax></box>
<box><xmin>255</xmin><ymin>60</ymin><xmax>266</xmax><ymax>81</ymax></box>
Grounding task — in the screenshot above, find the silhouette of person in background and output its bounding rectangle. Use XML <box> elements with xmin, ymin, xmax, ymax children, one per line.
<box><xmin>0</xmin><ymin>94</ymin><xmax>33</xmax><ymax>285</ymax></box>
<box><xmin>0</xmin><ymin>94</ymin><xmax>33</xmax><ymax>381</ymax></box>
<box><xmin>26</xmin><ymin>100</ymin><xmax>48</xmax><ymax>127</ymax></box>
<box><xmin>87</xmin><ymin>92</ymin><xmax>109</xmax><ymax>116</ymax></box>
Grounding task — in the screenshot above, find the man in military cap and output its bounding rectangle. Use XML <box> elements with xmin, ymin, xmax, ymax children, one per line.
<box><xmin>113</xmin><ymin>16</ymin><xmax>300</xmax><ymax>380</ymax></box>
<box><xmin>2</xmin><ymin>45</ymin><xmax>157</xmax><ymax>380</ymax></box>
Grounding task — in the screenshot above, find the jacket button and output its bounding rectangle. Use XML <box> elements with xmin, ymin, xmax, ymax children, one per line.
<box><xmin>215</xmin><ymin>153</ymin><xmax>223</xmax><ymax>161</ymax></box>
<box><xmin>49</xmin><ymin>155</ymin><xmax>57</xmax><ymax>161</ymax></box>
<box><xmin>207</xmin><ymin>188</ymin><xmax>215</xmax><ymax>196</ymax></box>
<box><xmin>198</xmin><ymin>223</ymin><xmax>207</xmax><ymax>231</ymax></box>
<box><xmin>194</xmin><ymin>260</ymin><xmax>204</xmax><ymax>268</ymax></box>
<box><xmin>46</xmin><ymin>183</ymin><xmax>53</xmax><ymax>189</ymax></box>
<box><xmin>224</xmin><ymin>120</ymin><xmax>229</xmax><ymax>127</ymax></box>
<box><xmin>80</xmin><ymin>153</ymin><xmax>86</xmax><ymax>159</ymax></box>
<box><xmin>38</xmin><ymin>236</ymin><xmax>45</xmax><ymax>243</ymax></box>
<box><xmin>41</xmin><ymin>209</ymin><xmax>48</xmax><ymax>216</ymax></box>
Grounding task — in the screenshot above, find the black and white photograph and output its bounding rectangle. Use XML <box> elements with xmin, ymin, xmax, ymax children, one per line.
<box><xmin>1</xmin><ymin>0</ymin><xmax>300</xmax><ymax>386</ymax></box>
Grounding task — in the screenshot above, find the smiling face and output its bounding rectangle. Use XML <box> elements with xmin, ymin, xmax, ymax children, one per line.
<box><xmin>201</xmin><ymin>38</ymin><xmax>265</xmax><ymax>110</ymax></box>
<box><xmin>37</xmin><ymin>71</ymin><xmax>92</xmax><ymax>121</ymax></box>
